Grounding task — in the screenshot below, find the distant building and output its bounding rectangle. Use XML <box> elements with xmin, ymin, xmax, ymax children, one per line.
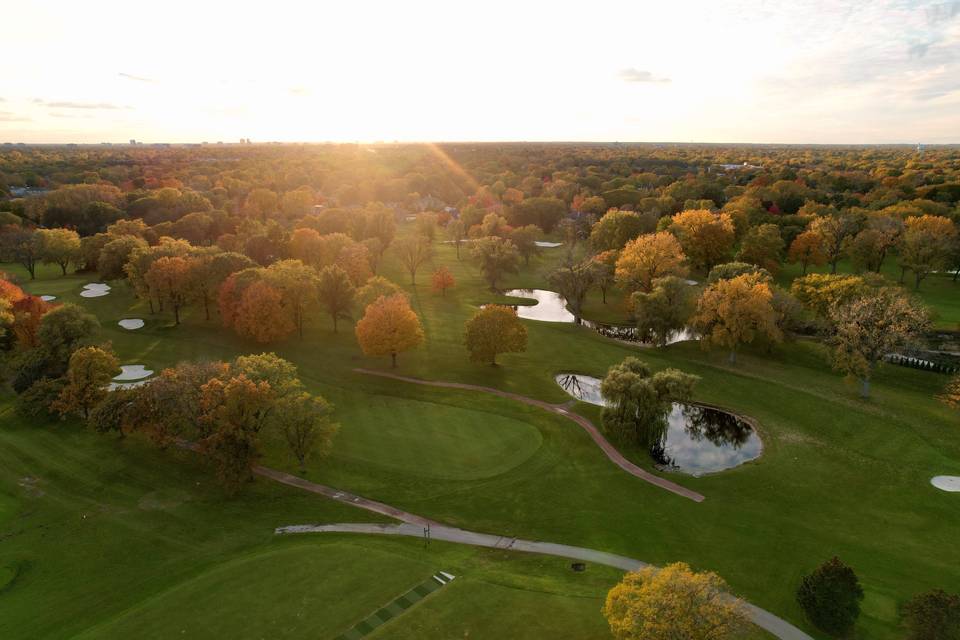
<box><xmin>129</xmin><ymin>139</ymin><xmax>137</xmax><ymax>145</ymax></box>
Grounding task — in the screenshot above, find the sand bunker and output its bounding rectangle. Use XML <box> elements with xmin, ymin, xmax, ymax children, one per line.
<box><xmin>40</xmin><ymin>295</ymin><xmax>56</xmax><ymax>302</ymax></box>
<box><xmin>80</xmin><ymin>283</ymin><xmax>111</xmax><ymax>298</ymax></box>
<box><xmin>118</xmin><ymin>319</ymin><xmax>145</xmax><ymax>330</ymax></box>
<box><xmin>108</xmin><ymin>364</ymin><xmax>154</xmax><ymax>391</ymax></box>
<box><xmin>534</xmin><ymin>241</ymin><xmax>563</xmax><ymax>248</ymax></box>
<box><xmin>931</xmin><ymin>476</ymin><xmax>960</xmax><ymax>492</ymax></box>
<box><xmin>114</xmin><ymin>364</ymin><xmax>153</xmax><ymax>381</ymax></box>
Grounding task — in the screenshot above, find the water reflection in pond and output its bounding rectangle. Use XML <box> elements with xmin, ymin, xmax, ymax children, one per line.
<box><xmin>500</xmin><ymin>289</ymin><xmax>694</xmax><ymax>346</ymax></box>
<box><xmin>556</xmin><ymin>373</ymin><xmax>762</xmax><ymax>476</ymax></box>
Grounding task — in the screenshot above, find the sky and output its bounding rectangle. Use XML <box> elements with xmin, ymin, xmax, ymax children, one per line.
<box><xmin>1</xmin><ymin>0</ymin><xmax>958</xmax><ymax>144</ymax></box>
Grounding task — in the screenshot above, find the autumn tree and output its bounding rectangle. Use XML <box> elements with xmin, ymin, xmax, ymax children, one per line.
<box><xmin>99</xmin><ymin>235</ymin><xmax>148</xmax><ymax>281</ymax></box>
<box><xmin>288</xmin><ymin>227</ymin><xmax>324</xmax><ymax>268</ymax></box>
<box><xmin>431</xmin><ymin>266</ymin><xmax>455</xmax><ymax>297</ymax></box>
<box><xmin>355</xmin><ymin>293</ymin><xmax>424</xmax><ymax>367</ymax></box>
<box><xmin>603</xmin><ymin>562</ymin><xmax>749</xmax><ymax>640</ymax></box>
<box><xmin>317</xmin><ymin>264</ymin><xmax>355</xmax><ymax>332</ymax></box>
<box><xmin>940</xmin><ymin>375</ymin><xmax>960</xmax><ymax>410</ymax></box>
<box><xmin>1</xmin><ymin>229</ymin><xmax>43</xmax><ymax>279</ymax></box>
<box><xmin>264</xmin><ymin>259</ymin><xmax>319</xmax><ymax>338</ymax></box>
<box><xmin>199</xmin><ymin>374</ymin><xmax>275</xmax><ymax>493</ymax></box>
<box><xmin>394</xmin><ymin>236</ymin><xmax>433</xmax><ymax>284</ymax></box>
<box><xmin>898</xmin><ymin>215</ymin><xmax>958</xmax><ymax>289</ymax></box>
<box><xmin>829</xmin><ymin>288</ymin><xmax>930</xmax><ymax>398</ymax></box>
<box><xmin>788</xmin><ymin>230</ymin><xmax>828</xmax><ymax>275</ymax></box>
<box><xmin>810</xmin><ymin>214</ymin><xmax>860</xmax><ymax>274</ymax></box>
<box><xmin>11</xmin><ymin>295</ymin><xmax>52</xmax><ymax>349</ymax></box>
<box><xmin>243</xmin><ymin>188</ymin><xmax>279</xmax><ymax>222</ymax></box>
<box><xmin>600</xmin><ymin>357</ymin><xmax>698</xmax><ymax>447</ymax></box>
<box><xmin>615</xmin><ymin>232</ymin><xmax>688</xmax><ymax>294</ymax></box>
<box><xmin>666</xmin><ymin>209</ymin><xmax>735</xmax><ymax>272</ymax></box>
<box><xmin>191</xmin><ymin>252</ymin><xmax>255</xmax><ymax>321</ymax></box>
<box><xmin>692</xmin><ymin>273</ymin><xmax>782</xmax><ymax>363</ymax></box>
<box><xmin>470</xmin><ymin>236</ymin><xmax>520</xmax><ymax>290</ymax></box>
<box><xmin>791</xmin><ymin>273</ymin><xmax>868</xmax><ymax>322</ymax></box>
<box><xmin>234</xmin><ymin>280</ymin><xmax>296</xmax><ymax>343</ymax></box>
<box><xmin>145</xmin><ymin>256</ymin><xmax>195</xmax><ymax>325</ymax></box>
<box><xmin>38</xmin><ymin>228</ymin><xmax>81</xmax><ymax>275</ymax></box>
<box><xmin>632</xmin><ymin>276</ymin><xmax>694</xmax><ymax>346</ymax></box>
<box><xmin>52</xmin><ymin>346</ymin><xmax>120</xmax><ymax>420</ymax></box>
<box><xmin>36</xmin><ymin>303</ymin><xmax>100</xmax><ymax>367</ymax></box>
<box><xmin>737</xmin><ymin>223</ymin><xmax>783</xmax><ymax>273</ymax></box>
<box><xmin>356</xmin><ymin>275</ymin><xmax>405</xmax><ymax>310</ymax></box>
<box><xmin>548</xmin><ymin>261</ymin><xmax>595</xmax><ymax>323</ymax></box>
<box><xmin>274</xmin><ymin>391</ymin><xmax>338</xmax><ymax>472</ymax></box>
<box><xmin>464</xmin><ymin>305</ymin><xmax>527</xmax><ymax>365</ymax></box>
<box><xmin>796</xmin><ymin>557</ymin><xmax>864</xmax><ymax>638</ymax></box>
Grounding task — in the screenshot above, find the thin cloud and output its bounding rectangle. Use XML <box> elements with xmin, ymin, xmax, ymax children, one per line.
<box><xmin>0</xmin><ymin>111</ymin><xmax>30</xmax><ymax>122</ymax></box>
<box><xmin>119</xmin><ymin>72</ymin><xmax>154</xmax><ymax>83</ymax></box>
<box><xmin>288</xmin><ymin>87</ymin><xmax>311</xmax><ymax>96</ymax></box>
<box><xmin>619</xmin><ymin>68</ymin><xmax>670</xmax><ymax>83</ymax></box>
<box><xmin>36</xmin><ymin>100</ymin><xmax>130</xmax><ymax>110</ymax></box>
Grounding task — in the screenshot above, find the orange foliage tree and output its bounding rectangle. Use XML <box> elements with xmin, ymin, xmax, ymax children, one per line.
<box><xmin>355</xmin><ymin>293</ymin><xmax>424</xmax><ymax>367</ymax></box>
<box><xmin>431</xmin><ymin>266</ymin><xmax>455</xmax><ymax>296</ymax></box>
<box><xmin>234</xmin><ymin>280</ymin><xmax>295</xmax><ymax>343</ymax></box>
<box><xmin>145</xmin><ymin>256</ymin><xmax>195</xmax><ymax>325</ymax></box>
<box><xmin>788</xmin><ymin>230</ymin><xmax>828</xmax><ymax>275</ymax></box>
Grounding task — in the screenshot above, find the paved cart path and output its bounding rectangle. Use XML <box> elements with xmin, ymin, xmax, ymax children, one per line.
<box><xmin>278</xmin><ymin>522</ymin><xmax>813</xmax><ymax>640</ymax></box>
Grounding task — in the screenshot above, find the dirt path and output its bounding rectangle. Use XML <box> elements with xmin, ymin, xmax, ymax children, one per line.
<box><xmin>278</xmin><ymin>522</ymin><xmax>813</xmax><ymax>640</ymax></box>
<box><xmin>354</xmin><ymin>368</ymin><xmax>705</xmax><ymax>503</ymax></box>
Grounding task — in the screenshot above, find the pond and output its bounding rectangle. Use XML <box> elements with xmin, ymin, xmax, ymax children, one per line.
<box><xmin>555</xmin><ymin>373</ymin><xmax>762</xmax><ymax>476</ymax></box>
<box><xmin>500</xmin><ymin>289</ymin><xmax>695</xmax><ymax>346</ymax></box>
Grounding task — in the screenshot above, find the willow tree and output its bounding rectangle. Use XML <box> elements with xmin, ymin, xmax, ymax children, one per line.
<box><xmin>600</xmin><ymin>357</ymin><xmax>698</xmax><ymax>448</ymax></box>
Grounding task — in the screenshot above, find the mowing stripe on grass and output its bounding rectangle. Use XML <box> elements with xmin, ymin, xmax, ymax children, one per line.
<box><xmin>334</xmin><ymin>571</ymin><xmax>455</xmax><ymax>640</ymax></box>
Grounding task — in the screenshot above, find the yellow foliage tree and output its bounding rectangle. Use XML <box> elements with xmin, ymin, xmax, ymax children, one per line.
<box><xmin>787</xmin><ymin>230</ymin><xmax>827</xmax><ymax>275</ymax></box>
<box><xmin>667</xmin><ymin>209</ymin><xmax>735</xmax><ymax>271</ymax></box>
<box><xmin>464</xmin><ymin>305</ymin><xmax>527</xmax><ymax>365</ymax></box>
<box><xmin>692</xmin><ymin>273</ymin><xmax>782</xmax><ymax>363</ymax></box>
<box><xmin>603</xmin><ymin>562</ymin><xmax>749</xmax><ymax>640</ymax></box>
<box><xmin>355</xmin><ymin>293</ymin><xmax>424</xmax><ymax>367</ymax></box>
<box><xmin>615</xmin><ymin>232</ymin><xmax>688</xmax><ymax>294</ymax></box>
<box><xmin>52</xmin><ymin>346</ymin><xmax>120</xmax><ymax>419</ymax></box>
<box><xmin>939</xmin><ymin>376</ymin><xmax>960</xmax><ymax>410</ymax></box>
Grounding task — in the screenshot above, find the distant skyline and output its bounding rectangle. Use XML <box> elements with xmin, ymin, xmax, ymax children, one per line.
<box><xmin>2</xmin><ymin>0</ymin><xmax>959</xmax><ymax>144</ymax></box>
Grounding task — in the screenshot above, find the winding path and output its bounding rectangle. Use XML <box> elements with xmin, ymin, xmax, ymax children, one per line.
<box><xmin>277</xmin><ymin>522</ymin><xmax>812</xmax><ymax>640</ymax></box>
<box><xmin>354</xmin><ymin>368</ymin><xmax>705</xmax><ymax>503</ymax></box>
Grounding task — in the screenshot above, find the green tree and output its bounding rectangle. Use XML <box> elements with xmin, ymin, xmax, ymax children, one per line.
<box><xmin>796</xmin><ymin>557</ymin><xmax>864</xmax><ymax>638</ymax></box>
<box><xmin>548</xmin><ymin>261</ymin><xmax>595</xmax><ymax>324</ymax></box>
<box><xmin>38</xmin><ymin>228</ymin><xmax>81</xmax><ymax>275</ymax></box>
<box><xmin>902</xmin><ymin>589</ymin><xmax>960</xmax><ymax>640</ymax></box>
<box><xmin>737</xmin><ymin>223</ymin><xmax>783</xmax><ymax>273</ymax></box>
<box><xmin>470</xmin><ymin>236</ymin><xmax>520</xmax><ymax>290</ymax></box>
<box><xmin>589</xmin><ymin>210</ymin><xmax>655</xmax><ymax>251</ymax></box>
<box><xmin>600</xmin><ymin>357</ymin><xmax>698</xmax><ymax>448</ymax></box>
<box><xmin>274</xmin><ymin>391</ymin><xmax>338</xmax><ymax>472</ymax></box>
<box><xmin>509</xmin><ymin>224</ymin><xmax>542</xmax><ymax>265</ymax></box>
<box><xmin>632</xmin><ymin>276</ymin><xmax>694</xmax><ymax>346</ymax></box>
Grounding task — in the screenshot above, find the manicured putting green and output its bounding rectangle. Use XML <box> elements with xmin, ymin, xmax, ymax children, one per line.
<box><xmin>333</xmin><ymin>393</ymin><xmax>543</xmax><ymax>481</ymax></box>
<box><xmin>75</xmin><ymin>543</ymin><xmax>434</xmax><ymax>640</ymax></box>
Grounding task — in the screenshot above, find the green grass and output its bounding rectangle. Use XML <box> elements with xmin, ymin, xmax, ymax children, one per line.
<box><xmin>3</xmin><ymin>228</ymin><xmax>960</xmax><ymax>639</ymax></box>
